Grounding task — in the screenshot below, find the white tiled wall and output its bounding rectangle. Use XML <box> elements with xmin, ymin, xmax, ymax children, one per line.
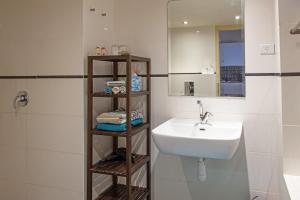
<box><xmin>0</xmin><ymin>79</ymin><xmax>84</xmax><ymax>200</ymax></box>
<box><xmin>0</xmin><ymin>0</ymin><xmax>85</xmax><ymax>199</ymax></box>
<box><xmin>283</xmin><ymin>125</ymin><xmax>300</xmax><ymax>176</ymax></box>
<box><xmin>279</xmin><ymin>0</ymin><xmax>300</xmax><ymax>191</ymax></box>
<box><xmin>0</xmin><ymin>0</ymin><xmax>83</xmax><ymax>76</ymax></box>
<box><xmin>113</xmin><ymin>0</ymin><xmax>286</xmax><ymax>199</ymax></box>
<box><xmin>149</xmin><ymin>76</ymin><xmax>285</xmax><ymax>200</ymax></box>
<box><xmin>0</xmin><ymin>0</ymin><xmax>295</xmax><ymax>199</ymax></box>
<box><xmin>278</xmin><ymin>0</ymin><xmax>300</xmax><ymax>73</ymax></box>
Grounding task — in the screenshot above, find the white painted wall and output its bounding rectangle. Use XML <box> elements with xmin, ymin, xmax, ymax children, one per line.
<box><xmin>83</xmin><ymin>1</ymin><xmax>150</xmax><ymax>198</ymax></box>
<box><xmin>169</xmin><ymin>26</ymin><xmax>216</xmax><ymax>96</ymax></box>
<box><xmin>83</xmin><ymin>0</ymin><xmax>115</xmax><ymax>198</ymax></box>
<box><xmin>170</xmin><ymin>26</ymin><xmax>216</xmax><ymax>73</ymax></box>
<box><xmin>113</xmin><ymin>0</ymin><xmax>286</xmax><ymax>199</ymax></box>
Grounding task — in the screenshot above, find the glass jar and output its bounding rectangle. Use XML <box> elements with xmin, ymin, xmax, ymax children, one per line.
<box><xmin>119</xmin><ymin>45</ymin><xmax>130</xmax><ymax>55</ymax></box>
<box><xmin>111</xmin><ymin>45</ymin><xmax>119</xmax><ymax>55</ymax></box>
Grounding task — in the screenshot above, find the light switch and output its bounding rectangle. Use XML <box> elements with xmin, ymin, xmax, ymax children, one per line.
<box><xmin>260</xmin><ymin>44</ymin><xmax>275</xmax><ymax>55</ymax></box>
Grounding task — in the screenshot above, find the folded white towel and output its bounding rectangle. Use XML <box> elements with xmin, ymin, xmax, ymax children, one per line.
<box><xmin>96</xmin><ymin>117</ymin><xmax>126</xmax><ymax>124</ymax></box>
<box><xmin>97</xmin><ymin>112</ymin><xmax>126</xmax><ymax>119</ymax></box>
<box><xmin>106</xmin><ymin>81</ymin><xmax>125</xmax><ymax>87</ymax></box>
<box><xmin>96</xmin><ymin>110</ymin><xmax>144</xmax><ymax>124</ymax></box>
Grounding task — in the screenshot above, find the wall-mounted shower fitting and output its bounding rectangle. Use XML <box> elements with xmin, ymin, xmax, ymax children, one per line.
<box><xmin>184</xmin><ymin>81</ymin><xmax>194</xmax><ymax>96</ymax></box>
<box><xmin>14</xmin><ymin>91</ymin><xmax>29</xmax><ymax>109</ymax></box>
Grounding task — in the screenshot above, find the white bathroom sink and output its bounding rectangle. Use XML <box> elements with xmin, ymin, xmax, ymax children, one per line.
<box><xmin>152</xmin><ymin>118</ymin><xmax>243</xmax><ymax>160</ymax></box>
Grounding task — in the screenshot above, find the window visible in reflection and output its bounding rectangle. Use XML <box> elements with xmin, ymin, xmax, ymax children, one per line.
<box><xmin>219</xmin><ymin>29</ymin><xmax>245</xmax><ymax>97</ymax></box>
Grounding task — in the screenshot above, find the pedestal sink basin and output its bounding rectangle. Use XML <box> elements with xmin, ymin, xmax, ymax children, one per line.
<box><xmin>152</xmin><ymin>118</ymin><xmax>243</xmax><ymax>160</ymax></box>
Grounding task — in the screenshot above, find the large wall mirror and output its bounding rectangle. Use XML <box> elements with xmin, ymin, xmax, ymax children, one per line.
<box><xmin>168</xmin><ymin>0</ymin><xmax>245</xmax><ymax>97</ymax></box>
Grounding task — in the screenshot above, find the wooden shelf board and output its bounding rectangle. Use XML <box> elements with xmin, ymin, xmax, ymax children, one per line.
<box><xmin>90</xmin><ymin>123</ymin><xmax>149</xmax><ymax>137</ymax></box>
<box><xmin>93</xmin><ymin>91</ymin><xmax>150</xmax><ymax>98</ymax></box>
<box><xmin>88</xmin><ymin>55</ymin><xmax>150</xmax><ymax>62</ymax></box>
<box><xmin>90</xmin><ymin>155</ymin><xmax>150</xmax><ymax>177</ymax></box>
<box><xmin>96</xmin><ymin>184</ymin><xmax>149</xmax><ymax>200</ymax></box>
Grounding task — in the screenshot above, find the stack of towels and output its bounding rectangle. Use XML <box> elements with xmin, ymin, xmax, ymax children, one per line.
<box><xmin>103</xmin><ymin>74</ymin><xmax>142</xmax><ymax>94</ymax></box>
<box><xmin>104</xmin><ymin>81</ymin><xmax>126</xmax><ymax>95</ymax></box>
<box><xmin>96</xmin><ymin>109</ymin><xmax>144</xmax><ymax>132</ymax></box>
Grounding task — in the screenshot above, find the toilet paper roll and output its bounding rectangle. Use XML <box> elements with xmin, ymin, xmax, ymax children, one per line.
<box><xmin>112</xmin><ymin>87</ymin><xmax>120</xmax><ymax>94</ymax></box>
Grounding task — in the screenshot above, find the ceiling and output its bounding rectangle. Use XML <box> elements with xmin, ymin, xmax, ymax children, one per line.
<box><xmin>168</xmin><ymin>0</ymin><xmax>243</xmax><ymax>28</ymax></box>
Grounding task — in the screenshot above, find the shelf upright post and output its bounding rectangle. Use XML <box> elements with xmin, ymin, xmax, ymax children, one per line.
<box><xmin>87</xmin><ymin>57</ymin><xmax>94</xmax><ymax>200</ymax></box>
<box><xmin>112</xmin><ymin>61</ymin><xmax>119</xmax><ymax>186</ymax></box>
<box><xmin>126</xmin><ymin>55</ymin><xmax>133</xmax><ymax>200</ymax></box>
<box><xmin>146</xmin><ymin>59</ymin><xmax>152</xmax><ymax>200</ymax></box>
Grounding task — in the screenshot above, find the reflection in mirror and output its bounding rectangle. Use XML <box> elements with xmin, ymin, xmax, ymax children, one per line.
<box><xmin>168</xmin><ymin>0</ymin><xmax>245</xmax><ymax>97</ymax></box>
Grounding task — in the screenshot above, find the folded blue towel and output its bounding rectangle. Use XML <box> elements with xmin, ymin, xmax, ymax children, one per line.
<box><xmin>96</xmin><ymin>118</ymin><xmax>144</xmax><ymax>132</ymax></box>
<box><xmin>104</xmin><ymin>86</ymin><xmax>113</xmax><ymax>94</ymax></box>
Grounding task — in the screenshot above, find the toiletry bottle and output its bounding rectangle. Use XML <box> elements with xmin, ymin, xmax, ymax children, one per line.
<box><xmin>96</xmin><ymin>46</ymin><xmax>101</xmax><ymax>56</ymax></box>
<box><xmin>132</xmin><ymin>71</ymin><xmax>142</xmax><ymax>92</ymax></box>
<box><xmin>101</xmin><ymin>47</ymin><xmax>108</xmax><ymax>56</ymax></box>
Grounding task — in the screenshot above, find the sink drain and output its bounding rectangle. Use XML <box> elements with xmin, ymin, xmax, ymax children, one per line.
<box><xmin>199</xmin><ymin>128</ymin><xmax>206</xmax><ymax>131</ymax></box>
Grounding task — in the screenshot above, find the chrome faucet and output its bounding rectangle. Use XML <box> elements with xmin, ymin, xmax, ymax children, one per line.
<box><xmin>196</xmin><ymin>100</ymin><xmax>213</xmax><ymax>124</ymax></box>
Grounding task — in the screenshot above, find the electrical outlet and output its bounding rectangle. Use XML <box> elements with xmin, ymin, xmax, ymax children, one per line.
<box><xmin>260</xmin><ymin>44</ymin><xmax>275</xmax><ymax>55</ymax></box>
